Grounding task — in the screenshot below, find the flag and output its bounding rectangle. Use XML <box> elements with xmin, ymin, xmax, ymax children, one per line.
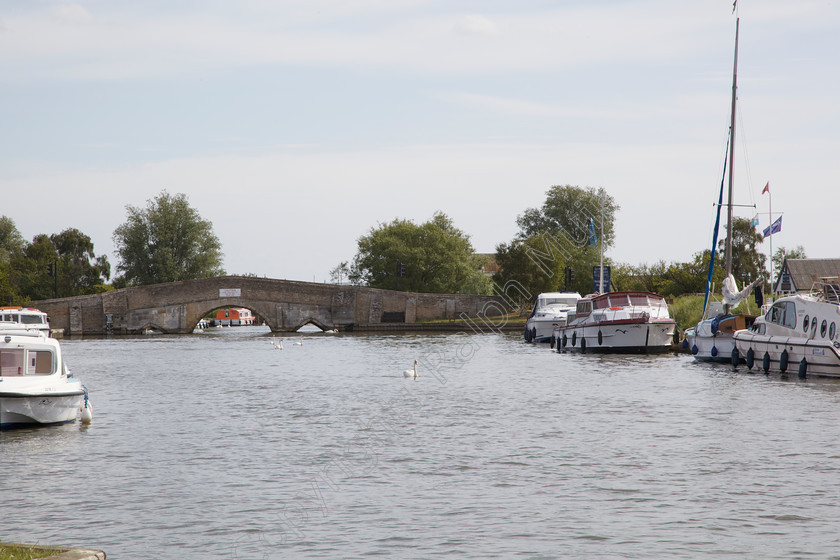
<box><xmin>750</xmin><ymin>214</ymin><xmax>759</xmax><ymax>228</ymax></box>
<box><xmin>732</xmin><ymin>0</ymin><xmax>737</xmax><ymax>13</ymax></box>
<box><xmin>762</xmin><ymin>216</ymin><xmax>782</xmax><ymax>238</ymax></box>
<box><xmin>762</xmin><ymin>182</ymin><xmax>770</xmax><ymax>195</ymax></box>
<box><xmin>588</xmin><ymin>217</ymin><xmax>597</xmax><ymax>247</ymax></box>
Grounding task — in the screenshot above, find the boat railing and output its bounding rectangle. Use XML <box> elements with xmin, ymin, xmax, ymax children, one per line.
<box><xmin>809</xmin><ymin>282</ymin><xmax>840</xmax><ymax>304</ymax></box>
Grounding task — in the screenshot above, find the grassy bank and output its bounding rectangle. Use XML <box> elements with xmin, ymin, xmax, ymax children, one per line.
<box><xmin>0</xmin><ymin>542</ymin><xmax>64</xmax><ymax>560</ymax></box>
<box><xmin>670</xmin><ymin>294</ymin><xmax>763</xmax><ymax>332</ymax></box>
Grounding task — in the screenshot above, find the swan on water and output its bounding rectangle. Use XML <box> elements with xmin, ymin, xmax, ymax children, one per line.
<box><xmin>403</xmin><ymin>359</ymin><xmax>419</xmax><ymax>380</ymax></box>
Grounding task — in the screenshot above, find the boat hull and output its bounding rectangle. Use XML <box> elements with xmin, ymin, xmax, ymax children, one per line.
<box><xmin>0</xmin><ymin>392</ymin><xmax>83</xmax><ymax>429</ymax></box>
<box><xmin>557</xmin><ymin>320</ymin><xmax>676</xmax><ymax>353</ymax></box>
<box><xmin>734</xmin><ymin>332</ymin><xmax>840</xmax><ymax>378</ymax></box>
<box><xmin>525</xmin><ymin>317</ymin><xmax>566</xmax><ymax>343</ymax></box>
<box><xmin>684</xmin><ymin>329</ymin><xmax>738</xmax><ymax>363</ymax></box>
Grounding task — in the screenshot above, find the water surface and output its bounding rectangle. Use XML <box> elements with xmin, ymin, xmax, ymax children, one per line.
<box><xmin>3</xmin><ymin>326</ymin><xmax>840</xmax><ymax>559</ymax></box>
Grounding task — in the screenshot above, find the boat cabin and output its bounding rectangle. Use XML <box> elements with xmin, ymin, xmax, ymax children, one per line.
<box><xmin>0</xmin><ymin>338</ymin><xmax>55</xmax><ymax>376</ymax></box>
<box><xmin>0</xmin><ymin>307</ymin><xmax>50</xmax><ymax>332</ymax></box>
<box><xmin>212</xmin><ymin>308</ymin><xmax>255</xmax><ymax>327</ymax></box>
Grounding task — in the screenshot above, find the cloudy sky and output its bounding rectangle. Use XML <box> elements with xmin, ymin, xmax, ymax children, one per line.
<box><xmin>2</xmin><ymin>0</ymin><xmax>837</xmax><ymax>284</ymax></box>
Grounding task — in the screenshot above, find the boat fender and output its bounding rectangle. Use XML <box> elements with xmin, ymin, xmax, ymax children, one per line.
<box><xmin>562</xmin><ymin>335</ymin><xmax>567</xmax><ymax>349</ymax></box>
<box><xmin>691</xmin><ymin>344</ymin><xmax>698</xmax><ymax>355</ymax></box>
<box><xmin>550</xmin><ymin>336</ymin><xmax>555</xmax><ymax>349</ymax></box>
<box><xmin>711</xmin><ymin>346</ymin><xmax>718</xmax><ymax>357</ymax></box>
<box><xmin>598</xmin><ymin>330</ymin><xmax>603</xmax><ymax>345</ymax></box>
<box><xmin>571</xmin><ymin>332</ymin><xmax>577</xmax><ymax>347</ymax></box>
<box><xmin>80</xmin><ymin>386</ymin><xmax>93</xmax><ymax>425</ymax></box>
<box><xmin>746</xmin><ymin>347</ymin><xmax>754</xmax><ymax>369</ymax></box>
<box><xmin>779</xmin><ymin>349</ymin><xmax>789</xmax><ymax>372</ymax></box>
<box><xmin>731</xmin><ymin>347</ymin><xmax>740</xmax><ymax>367</ymax></box>
<box><xmin>531</xmin><ymin>328</ymin><xmax>537</xmax><ymax>342</ymax></box>
<box><xmin>798</xmin><ymin>358</ymin><xmax>807</xmax><ymax>379</ymax></box>
<box><xmin>580</xmin><ymin>337</ymin><xmax>586</xmax><ymax>353</ymax></box>
<box><xmin>762</xmin><ymin>352</ymin><xmax>770</xmax><ymax>373</ymax></box>
<box><xmin>682</xmin><ymin>338</ymin><xmax>689</xmax><ymax>349</ymax></box>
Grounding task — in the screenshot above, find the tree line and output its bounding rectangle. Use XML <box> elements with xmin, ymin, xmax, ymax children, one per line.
<box><xmin>2</xmin><ymin>186</ymin><xmax>803</xmax><ymax>308</ymax></box>
<box><xmin>1</xmin><ymin>191</ymin><xmax>223</xmax><ymax>305</ymax></box>
<box><xmin>332</xmin><ymin>185</ymin><xmax>804</xmax><ymax>310</ymax></box>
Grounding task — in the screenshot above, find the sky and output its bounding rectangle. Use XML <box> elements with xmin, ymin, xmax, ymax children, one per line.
<box><xmin>2</xmin><ymin>0</ymin><xmax>838</xmax><ymax>284</ymax></box>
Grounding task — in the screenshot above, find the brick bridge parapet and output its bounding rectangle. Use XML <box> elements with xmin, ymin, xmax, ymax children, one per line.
<box><xmin>31</xmin><ymin>276</ymin><xmax>511</xmax><ymax>335</ymax></box>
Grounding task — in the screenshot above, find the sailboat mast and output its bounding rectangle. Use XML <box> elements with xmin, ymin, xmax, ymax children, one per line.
<box><xmin>724</xmin><ymin>17</ymin><xmax>739</xmax><ymax>279</ymax></box>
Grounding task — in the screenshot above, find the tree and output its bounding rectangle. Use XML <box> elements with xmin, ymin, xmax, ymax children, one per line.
<box><xmin>0</xmin><ymin>216</ymin><xmax>25</xmax><ymax>265</ymax></box>
<box><xmin>772</xmin><ymin>245</ymin><xmax>807</xmax><ymax>274</ymax></box>
<box><xmin>718</xmin><ymin>216</ymin><xmax>767</xmax><ymax>284</ymax></box>
<box><xmin>11</xmin><ymin>234</ymin><xmax>58</xmax><ymax>301</ymax></box>
<box><xmin>51</xmin><ymin>228</ymin><xmax>111</xmax><ymax>295</ymax></box>
<box><xmin>113</xmin><ymin>190</ymin><xmax>224</xmax><ymax>286</ymax></box>
<box><xmin>516</xmin><ymin>185</ymin><xmax>619</xmax><ymax>250</ymax></box>
<box><xmin>0</xmin><ymin>216</ymin><xmax>26</xmax><ymax>304</ymax></box>
<box><xmin>348</xmin><ymin>212</ymin><xmax>490</xmax><ymax>294</ymax></box>
<box><xmin>493</xmin><ymin>185</ymin><xmax>619</xmax><ymax>300</ymax></box>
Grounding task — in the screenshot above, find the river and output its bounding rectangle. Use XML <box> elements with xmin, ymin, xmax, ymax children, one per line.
<box><xmin>3</xmin><ymin>326</ymin><xmax>840</xmax><ymax>559</ymax></box>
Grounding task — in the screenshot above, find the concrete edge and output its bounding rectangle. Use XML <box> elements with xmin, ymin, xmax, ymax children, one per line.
<box><xmin>46</xmin><ymin>548</ymin><xmax>106</xmax><ymax>560</ymax></box>
<box><xmin>7</xmin><ymin>544</ymin><xmax>105</xmax><ymax>560</ymax></box>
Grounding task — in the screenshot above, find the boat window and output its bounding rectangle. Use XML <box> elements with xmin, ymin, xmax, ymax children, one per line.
<box><xmin>0</xmin><ymin>349</ymin><xmax>24</xmax><ymax>376</ymax></box>
<box><xmin>803</xmin><ymin>315</ymin><xmax>810</xmax><ymax>332</ymax></box>
<box><xmin>27</xmin><ymin>350</ymin><xmax>53</xmax><ymax>375</ymax></box>
<box><xmin>783</xmin><ymin>301</ymin><xmax>796</xmax><ymax>328</ymax></box>
<box><xmin>630</xmin><ymin>294</ymin><xmax>649</xmax><ymax>306</ymax></box>
<box><xmin>811</xmin><ymin>316</ymin><xmax>818</xmax><ymax>334</ymax></box>
<box><xmin>821</xmin><ymin>320</ymin><xmax>828</xmax><ymax>338</ymax></box>
<box><xmin>768</xmin><ymin>303</ymin><xmax>784</xmax><ymax>325</ymax></box>
<box><xmin>20</xmin><ymin>315</ymin><xmax>45</xmax><ymax>325</ymax></box>
<box><xmin>610</xmin><ymin>294</ymin><xmax>631</xmax><ymax>307</ymax></box>
<box><xmin>831</xmin><ymin>322</ymin><xmax>837</xmax><ymax>340</ymax></box>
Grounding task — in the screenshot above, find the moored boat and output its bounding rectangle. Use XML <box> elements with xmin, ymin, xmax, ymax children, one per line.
<box><xmin>683</xmin><ymin>15</ymin><xmax>764</xmax><ymax>362</ymax></box>
<box><xmin>524</xmin><ymin>292</ymin><xmax>581</xmax><ymax>343</ymax></box>
<box><xmin>0</xmin><ymin>306</ymin><xmax>51</xmax><ymax>335</ymax></box>
<box><xmin>555</xmin><ymin>291</ymin><xmax>676</xmax><ymax>353</ymax></box>
<box><xmin>0</xmin><ymin>326</ymin><xmax>91</xmax><ymax>429</ymax></box>
<box><xmin>733</xmin><ymin>283</ymin><xmax>840</xmax><ymax>377</ymax></box>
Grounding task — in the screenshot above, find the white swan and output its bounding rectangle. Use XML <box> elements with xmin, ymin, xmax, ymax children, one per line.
<box><xmin>293</xmin><ymin>336</ymin><xmax>303</xmax><ymax>346</ymax></box>
<box><xmin>276</xmin><ymin>339</ymin><xmax>284</xmax><ymax>350</ymax></box>
<box><xmin>403</xmin><ymin>359</ymin><xmax>419</xmax><ymax>380</ymax></box>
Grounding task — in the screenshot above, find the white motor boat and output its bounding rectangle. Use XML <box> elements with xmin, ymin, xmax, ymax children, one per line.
<box><xmin>555</xmin><ymin>291</ymin><xmax>677</xmax><ymax>353</ymax></box>
<box><xmin>0</xmin><ymin>306</ymin><xmax>51</xmax><ymax>335</ymax></box>
<box><xmin>524</xmin><ymin>292</ymin><xmax>581</xmax><ymax>343</ymax></box>
<box><xmin>0</xmin><ymin>325</ymin><xmax>90</xmax><ymax>429</ymax></box>
<box><xmin>733</xmin><ymin>283</ymin><xmax>840</xmax><ymax>378</ymax></box>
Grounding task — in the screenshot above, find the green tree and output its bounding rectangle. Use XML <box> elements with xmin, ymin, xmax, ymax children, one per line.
<box><xmin>516</xmin><ymin>185</ymin><xmax>619</xmax><ymax>250</ymax></box>
<box><xmin>0</xmin><ymin>216</ymin><xmax>26</xmax><ymax>304</ymax></box>
<box><xmin>51</xmin><ymin>228</ymin><xmax>111</xmax><ymax>295</ymax></box>
<box><xmin>494</xmin><ymin>185</ymin><xmax>619</xmax><ymax>300</ymax></box>
<box><xmin>349</xmin><ymin>212</ymin><xmax>489</xmax><ymax>294</ymax></box>
<box><xmin>11</xmin><ymin>234</ymin><xmax>58</xmax><ymax>301</ymax></box>
<box><xmin>772</xmin><ymin>245</ymin><xmax>806</xmax><ymax>274</ymax></box>
<box><xmin>719</xmin><ymin>216</ymin><xmax>767</xmax><ymax>284</ymax></box>
<box><xmin>113</xmin><ymin>190</ymin><xmax>224</xmax><ymax>286</ymax></box>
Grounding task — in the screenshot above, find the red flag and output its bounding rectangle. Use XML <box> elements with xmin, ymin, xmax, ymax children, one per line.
<box><xmin>732</xmin><ymin>0</ymin><xmax>737</xmax><ymax>13</ymax></box>
<box><xmin>761</xmin><ymin>182</ymin><xmax>770</xmax><ymax>194</ymax></box>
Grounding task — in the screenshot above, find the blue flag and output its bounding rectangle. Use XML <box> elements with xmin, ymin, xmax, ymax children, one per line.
<box><xmin>762</xmin><ymin>216</ymin><xmax>782</xmax><ymax>238</ymax></box>
<box><xmin>588</xmin><ymin>217</ymin><xmax>597</xmax><ymax>247</ymax></box>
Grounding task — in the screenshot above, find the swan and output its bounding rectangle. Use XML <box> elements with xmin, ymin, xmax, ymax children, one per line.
<box><xmin>293</xmin><ymin>337</ymin><xmax>303</xmax><ymax>346</ymax></box>
<box><xmin>275</xmin><ymin>339</ymin><xmax>284</xmax><ymax>350</ymax></box>
<box><xmin>403</xmin><ymin>359</ymin><xmax>419</xmax><ymax>380</ymax></box>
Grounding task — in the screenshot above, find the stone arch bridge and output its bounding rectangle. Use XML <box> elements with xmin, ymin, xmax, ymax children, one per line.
<box><xmin>33</xmin><ymin>276</ymin><xmax>510</xmax><ymax>336</ymax></box>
